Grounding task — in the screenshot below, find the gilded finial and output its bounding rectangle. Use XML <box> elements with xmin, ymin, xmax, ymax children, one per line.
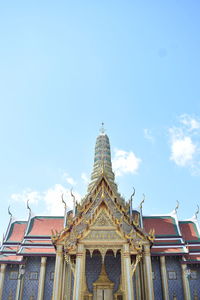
<box><xmin>195</xmin><ymin>205</ymin><xmax>199</xmax><ymax>219</ymax></box>
<box><xmin>175</xmin><ymin>200</ymin><xmax>179</xmax><ymax>213</ymax></box>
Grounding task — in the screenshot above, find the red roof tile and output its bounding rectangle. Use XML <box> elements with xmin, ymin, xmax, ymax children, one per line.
<box><xmin>179</xmin><ymin>221</ymin><xmax>200</xmax><ymax>242</ymax></box>
<box><xmin>151</xmin><ymin>247</ymin><xmax>186</xmax><ymax>254</ymax></box>
<box><xmin>20</xmin><ymin>247</ymin><xmax>55</xmax><ymax>255</ymax></box>
<box><xmin>183</xmin><ymin>254</ymin><xmax>200</xmax><ymax>262</ymax></box>
<box><xmin>154</xmin><ymin>238</ymin><xmax>183</xmax><ymax>245</ymax></box>
<box><xmin>27</xmin><ymin>217</ymin><xmax>64</xmax><ymax>237</ymax></box>
<box><xmin>23</xmin><ymin>239</ymin><xmax>52</xmax><ymax>245</ymax></box>
<box><xmin>6</xmin><ymin>222</ymin><xmax>27</xmax><ymax>242</ymax></box>
<box><xmin>143</xmin><ymin>216</ymin><xmax>179</xmax><ymax>237</ymax></box>
<box><xmin>0</xmin><ymin>255</ymin><xmax>23</xmax><ymax>262</ymax></box>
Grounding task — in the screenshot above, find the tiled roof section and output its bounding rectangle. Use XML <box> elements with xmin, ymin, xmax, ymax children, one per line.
<box><xmin>6</xmin><ymin>221</ymin><xmax>27</xmax><ymax>243</ymax></box>
<box><xmin>19</xmin><ymin>247</ymin><xmax>55</xmax><ymax>255</ymax></box>
<box><xmin>143</xmin><ymin>216</ymin><xmax>180</xmax><ymax>237</ymax></box>
<box><xmin>179</xmin><ymin>221</ymin><xmax>200</xmax><ymax>242</ymax></box>
<box><xmin>26</xmin><ymin>216</ymin><xmax>64</xmax><ymax>237</ymax></box>
<box><xmin>183</xmin><ymin>254</ymin><xmax>200</xmax><ymax>262</ymax></box>
<box><xmin>1</xmin><ymin>246</ymin><xmax>19</xmax><ymax>253</ymax></box>
<box><xmin>151</xmin><ymin>246</ymin><xmax>187</xmax><ymax>255</ymax></box>
<box><xmin>153</xmin><ymin>238</ymin><xmax>183</xmax><ymax>245</ymax></box>
<box><xmin>23</xmin><ymin>239</ymin><xmax>52</xmax><ymax>245</ymax></box>
<box><xmin>0</xmin><ymin>254</ymin><xmax>23</xmax><ymax>263</ymax></box>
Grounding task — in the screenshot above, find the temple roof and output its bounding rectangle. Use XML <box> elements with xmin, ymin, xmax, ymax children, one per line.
<box><xmin>143</xmin><ymin>215</ymin><xmax>180</xmax><ymax>237</ymax></box>
<box><xmin>179</xmin><ymin>220</ymin><xmax>200</xmax><ymax>243</ymax></box>
<box><xmin>0</xmin><ymin>130</ymin><xmax>200</xmax><ymax>264</ymax></box>
<box><xmin>4</xmin><ymin>221</ymin><xmax>27</xmax><ymax>244</ymax></box>
<box><xmin>25</xmin><ymin>216</ymin><xmax>64</xmax><ymax>237</ymax></box>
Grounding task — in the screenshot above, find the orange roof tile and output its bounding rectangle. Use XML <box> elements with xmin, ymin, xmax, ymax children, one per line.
<box><xmin>151</xmin><ymin>247</ymin><xmax>186</xmax><ymax>254</ymax></box>
<box><xmin>26</xmin><ymin>216</ymin><xmax>64</xmax><ymax>237</ymax></box>
<box><xmin>6</xmin><ymin>221</ymin><xmax>27</xmax><ymax>243</ymax></box>
<box><xmin>183</xmin><ymin>254</ymin><xmax>200</xmax><ymax>262</ymax></box>
<box><xmin>20</xmin><ymin>247</ymin><xmax>56</xmax><ymax>255</ymax></box>
<box><xmin>0</xmin><ymin>255</ymin><xmax>23</xmax><ymax>262</ymax></box>
<box><xmin>143</xmin><ymin>216</ymin><xmax>179</xmax><ymax>237</ymax></box>
<box><xmin>23</xmin><ymin>239</ymin><xmax>52</xmax><ymax>245</ymax></box>
<box><xmin>179</xmin><ymin>221</ymin><xmax>200</xmax><ymax>242</ymax></box>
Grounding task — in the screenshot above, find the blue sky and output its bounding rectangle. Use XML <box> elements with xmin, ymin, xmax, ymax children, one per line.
<box><xmin>0</xmin><ymin>1</ymin><xmax>200</xmax><ymax>238</ymax></box>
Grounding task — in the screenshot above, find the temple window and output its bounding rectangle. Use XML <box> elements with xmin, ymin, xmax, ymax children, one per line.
<box><xmin>50</xmin><ymin>271</ymin><xmax>54</xmax><ymax>280</ymax></box>
<box><xmin>29</xmin><ymin>272</ymin><xmax>38</xmax><ymax>280</ymax></box>
<box><xmin>190</xmin><ymin>270</ymin><xmax>197</xmax><ymax>279</ymax></box>
<box><xmin>9</xmin><ymin>271</ymin><xmax>18</xmax><ymax>280</ymax></box>
<box><xmin>168</xmin><ymin>271</ymin><xmax>177</xmax><ymax>280</ymax></box>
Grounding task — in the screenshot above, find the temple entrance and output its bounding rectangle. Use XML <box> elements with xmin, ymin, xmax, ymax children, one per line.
<box><xmin>93</xmin><ymin>264</ymin><xmax>114</xmax><ymax>300</ymax></box>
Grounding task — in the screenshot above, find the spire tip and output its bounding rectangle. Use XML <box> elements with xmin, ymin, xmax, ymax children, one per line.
<box><xmin>100</xmin><ymin>122</ymin><xmax>105</xmax><ymax>134</ymax></box>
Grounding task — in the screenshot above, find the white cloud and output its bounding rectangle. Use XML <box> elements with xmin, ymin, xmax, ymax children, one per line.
<box><xmin>144</xmin><ymin>128</ymin><xmax>155</xmax><ymax>143</ymax></box>
<box><xmin>11</xmin><ymin>184</ymin><xmax>82</xmax><ymax>216</ymax></box>
<box><xmin>169</xmin><ymin>114</ymin><xmax>200</xmax><ymax>173</ymax></box>
<box><xmin>63</xmin><ymin>173</ymin><xmax>76</xmax><ymax>186</ymax></box>
<box><xmin>81</xmin><ymin>172</ymin><xmax>90</xmax><ymax>184</ymax></box>
<box><xmin>43</xmin><ymin>184</ymin><xmax>81</xmax><ymax>215</ymax></box>
<box><xmin>180</xmin><ymin>114</ymin><xmax>200</xmax><ymax>131</ymax></box>
<box><xmin>112</xmin><ymin>149</ymin><xmax>141</xmax><ymax>177</ymax></box>
<box><xmin>11</xmin><ymin>189</ymin><xmax>41</xmax><ymax>205</ymax></box>
<box><xmin>170</xmin><ymin>136</ymin><xmax>196</xmax><ymax>166</ymax></box>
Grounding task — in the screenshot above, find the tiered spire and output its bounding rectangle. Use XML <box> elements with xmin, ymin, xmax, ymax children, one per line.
<box><xmin>88</xmin><ymin>124</ymin><xmax>117</xmax><ymax>192</ymax></box>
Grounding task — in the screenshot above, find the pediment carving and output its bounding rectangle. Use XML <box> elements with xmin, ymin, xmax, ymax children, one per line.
<box><xmin>92</xmin><ymin>210</ymin><xmax>114</xmax><ymax>227</ymax></box>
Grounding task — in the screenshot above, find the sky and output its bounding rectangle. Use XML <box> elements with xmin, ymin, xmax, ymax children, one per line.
<box><xmin>0</xmin><ymin>0</ymin><xmax>200</xmax><ymax>239</ymax></box>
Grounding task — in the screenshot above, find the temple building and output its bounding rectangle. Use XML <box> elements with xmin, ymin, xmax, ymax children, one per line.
<box><xmin>0</xmin><ymin>129</ymin><xmax>200</xmax><ymax>300</ymax></box>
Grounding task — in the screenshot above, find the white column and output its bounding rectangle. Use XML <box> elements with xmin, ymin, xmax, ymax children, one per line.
<box><xmin>37</xmin><ymin>257</ymin><xmax>47</xmax><ymax>300</ymax></box>
<box><xmin>181</xmin><ymin>264</ymin><xmax>191</xmax><ymax>300</ymax></box>
<box><xmin>0</xmin><ymin>264</ymin><xmax>6</xmax><ymax>300</ymax></box>
<box><xmin>143</xmin><ymin>244</ymin><xmax>154</xmax><ymax>300</ymax></box>
<box><xmin>135</xmin><ymin>264</ymin><xmax>141</xmax><ymax>300</ymax></box>
<box><xmin>160</xmin><ymin>256</ymin><xmax>169</xmax><ymax>300</ymax></box>
<box><xmin>15</xmin><ymin>265</ymin><xmax>25</xmax><ymax>300</ymax></box>
<box><xmin>122</xmin><ymin>244</ymin><xmax>134</xmax><ymax>300</ymax></box>
<box><xmin>73</xmin><ymin>244</ymin><xmax>84</xmax><ymax>300</ymax></box>
<box><xmin>63</xmin><ymin>262</ymin><xmax>72</xmax><ymax>300</ymax></box>
<box><xmin>52</xmin><ymin>244</ymin><xmax>63</xmax><ymax>300</ymax></box>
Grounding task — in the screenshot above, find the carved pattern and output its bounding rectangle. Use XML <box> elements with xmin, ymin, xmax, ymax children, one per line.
<box><xmin>93</xmin><ymin>211</ymin><xmax>114</xmax><ymax>227</ymax></box>
<box><xmin>84</xmin><ymin>230</ymin><xmax>121</xmax><ymax>241</ymax></box>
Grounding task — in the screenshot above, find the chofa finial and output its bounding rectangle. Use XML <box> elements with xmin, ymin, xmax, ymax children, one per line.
<box><xmin>61</xmin><ymin>193</ymin><xmax>67</xmax><ymax>210</ymax></box>
<box><xmin>175</xmin><ymin>200</ymin><xmax>179</xmax><ymax>213</ymax></box>
<box><xmin>140</xmin><ymin>194</ymin><xmax>145</xmax><ymax>209</ymax></box>
<box><xmin>195</xmin><ymin>205</ymin><xmax>199</xmax><ymax>219</ymax></box>
<box><xmin>8</xmin><ymin>206</ymin><xmax>12</xmax><ymax>219</ymax></box>
<box><xmin>27</xmin><ymin>200</ymin><xmax>32</xmax><ymax>216</ymax></box>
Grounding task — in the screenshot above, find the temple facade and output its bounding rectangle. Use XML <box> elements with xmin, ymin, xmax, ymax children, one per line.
<box><xmin>0</xmin><ymin>130</ymin><xmax>200</xmax><ymax>300</ymax></box>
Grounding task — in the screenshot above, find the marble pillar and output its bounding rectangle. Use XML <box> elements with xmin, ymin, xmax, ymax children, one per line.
<box><xmin>143</xmin><ymin>244</ymin><xmax>154</xmax><ymax>300</ymax></box>
<box><xmin>37</xmin><ymin>257</ymin><xmax>47</xmax><ymax>300</ymax></box>
<box><xmin>181</xmin><ymin>264</ymin><xmax>191</xmax><ymax>300</ymax></box>
<box><xmin>0</xmin><ymin>264</ymin><xmax>6</xmax><ymax>300</ymax></box>
<box><xmin>73</xmin><ymin>244</ymin><xmax>84</xmax><ymax>300</ymax></box>
<box><xmin>160</xmin><ymin>256</ymin><xmax>169</xmax><ymax>300</ymax></box>
<box><xmin>52</xmin><ymin>244</ymin><xmax>63</xmax><ymax>300</ymax></box>
<box><xmin>122</xmin><ymin>244</ymin><xmax>134</xmax><ymax>300</ymax></box>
